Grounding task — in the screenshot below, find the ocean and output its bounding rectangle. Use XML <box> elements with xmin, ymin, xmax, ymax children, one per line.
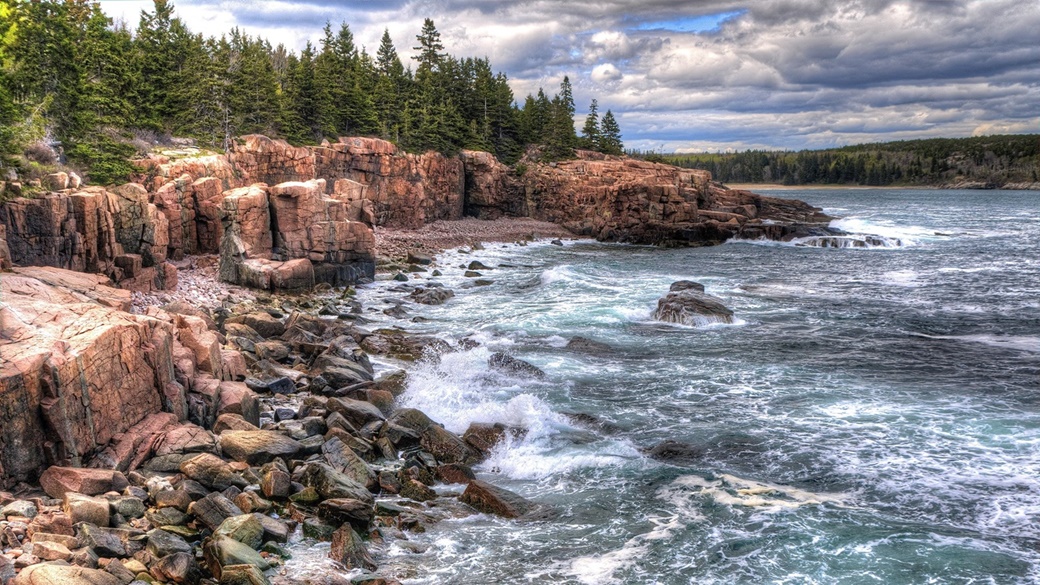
<box><xmin>290</xmin><ymin>188</ymin><xmax>1040</xmax><ymax>584</ymax></box>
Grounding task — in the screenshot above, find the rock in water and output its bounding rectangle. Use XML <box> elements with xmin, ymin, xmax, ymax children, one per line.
<box><xmin>409</xmin><ymin>286</ymin><xmax>455</xmax><ymax>305</ymax></box>
<box><xmin>652</xmin><ymin>283</ymin><xmax>734</xmax><ymax>326</ymax></box>
<box><xmin>460</xmin><ymin>480</ymin><xmax>554</xmax><ymax>520</ymax></box>
<box><xmin>329</xmin><ymin>525</ymin><xmax>377</xmax><ymax>572</ymax></box>
<box><xmin>488</xmin><ymin>353</ymin><xmax>547</xmax><ymax>379</ymax></box>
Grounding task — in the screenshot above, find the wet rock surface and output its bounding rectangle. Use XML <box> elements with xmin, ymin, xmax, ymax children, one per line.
<box><xmin>652</xmin><ymin>281</ymin><xmax>735</xmax><ymax>326</ymax></box>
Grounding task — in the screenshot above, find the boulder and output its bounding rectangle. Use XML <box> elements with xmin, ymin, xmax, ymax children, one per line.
<box><xmin>326</xmin><ymin>397</ymin><xmax>385</xmax><ymax>429</ymax></box>
<box><xmin>399</xmin><ymin>479</ymin><xmax>437</xmax><ymax>502</ymax></box>
<box><xmin>217</xmin><ymin>564</ymin><xmax>268</xmax><ymax>585</ymax></box>
<box><xmin>321</xmin><ymin>437</ymin><xmax>377</xmax><ymax>491</ymax></box>
<box><xmin>218</xmin><ymin>431</ymin><xmax>302</xmax><ymax>465</ymax></box>
<box><xmin>298</xmin><ymin>463</ymin><xmax>374</xmax><ymax>505</ymax></box>
<box><xmin>651</xmin><ymin>286</ymin><xmax>734</xmax><ymax>326</ymax></box>
<box><xmin>462</xmin><ymin>423</ymin><xmax>508</xmax><ymax>457</ymax></box>
<box><xmin>216</xmin><ymin>382</ymin><xmax>260</xmax><ymax>428</ymax></box>
<box><xmin>145</xmin><ymin>529</ymin><xmax>192</xmax><ymax>559</ymax></box>
<box><xmin>358</xmin><ymin>329</ymin><xmax>451</xmax><ymax>362</ymax></box>
<box><xmin>32</xmin><ymin>540</ymin><xmax>72</xmax><ymax>561</ymax></box>
<box><xmin>213</xmin><ymin>515</ymin><xmax>264</xmax><ymax>550</ymax></box>
<box><xmin>64</xmin><ymin>494</ymin><xmax>110</xmax><ymax>527</ymax></box>
<box><xmin>408</xmin><ymin>287</ymin><xmax>454</xmax><ymax>305</ymax></box>
<box><xmin>150</xmin><ymin>552</ymin><xmax>202</xmax><ymax>585</ymax></box>
<box><xmin>460</xmin><ymin>480</ymin><xmax>553</xmax><ymax>520</ymax></box>
<box><xmin>317</xmin><ymin>499</ymin><xmax>373</xmax><ymax>534</ymax></box>
<box><xmin>644</xmin><ymin>440</ymin><xmax>705</xmax><ymax>465</ymax></box>
<box><xmin>76</xmin><ymin>524</ymin><xmax>127</xmax><ymax>557</ymax></box>
<box><xmin>12</xmin><ymin>563</ymin><xmax>121</xmax><ymax>585</ymax></box>
<box><xmin>202</xmin><ymin>535</ymin><xmax>270</xmax><ymax>580</ymax></box>
<box><xmin>2</xmin><ymin>500</ymin><xmax>39</xmax><ymax>519</ymax></box>
<box><xmin>488</xmin><ymin>353</ymin><xmax>547</xmax><ymax>380</ymax></box>
<box><xmin>154</xmin><ymin>424</ymin><xmax>217</xmax><ymax>458</ymax></box>
<box><xmin>260</xmin><ymin>469</ymin><xmax>291</xmax><ymax>500</ymax></box>
<box><xmin>564</xmin><ymin>336</ymin><xmax>614</xmax><ymax>355</ymax></box>
<box><xmin>329</xmin><ymin>525</ymin><xmax>376</xmax><ymax>572</ymax></box>
<box><xmin>213</xmin><ymin>414</ymin><xmax>260</xmax><ymax>434</ymax></box>
<box><xmin>179</xmin><ymin>454</ymin><xmax>247</xmax><ymax>491</ymax></box>
<box><xmin>189</xmin><ymin>492</ymin><xmax>245</xmax><ymax>532</ymax></box>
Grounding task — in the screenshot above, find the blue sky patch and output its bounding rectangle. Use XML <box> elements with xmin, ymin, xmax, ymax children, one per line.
<box><xmin>630</xmin><ymin>10</ymin><xmax>747</xmax><ymax>34</ymax></box>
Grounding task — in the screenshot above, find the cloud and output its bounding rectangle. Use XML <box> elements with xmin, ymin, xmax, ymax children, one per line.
<box><xmin>591</xmin><ymin>63</ymin><xmax>623</xmax><ymax>83</ymax></box>
<box><xmin>96</xmin><ymin>0</ymin><xmax>1040</xmax><ymax>151</ymax></box>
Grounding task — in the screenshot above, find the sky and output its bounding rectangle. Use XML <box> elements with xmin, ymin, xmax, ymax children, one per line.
<box><xmin>97</xmin><ymin>0</ymin><xmax>1040</xmax><ymax>153</ymax></box>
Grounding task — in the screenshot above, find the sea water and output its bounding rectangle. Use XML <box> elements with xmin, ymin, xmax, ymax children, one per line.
<box><xmin>310</xmin><ymin>189</ymin><xmax>1040</xmax><ymax>584</ymax></box>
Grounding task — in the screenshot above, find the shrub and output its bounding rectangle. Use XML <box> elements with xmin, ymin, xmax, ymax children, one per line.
<box><xmin>24</xmin><ymin>141</ymin><xmax>58</xmax><ymax>165</ymax></box>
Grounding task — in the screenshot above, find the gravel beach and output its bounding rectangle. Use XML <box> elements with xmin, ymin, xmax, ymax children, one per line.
<box><xmin>130</xmin><ymin>217</ymin><xmax>581</xmax><ymax>312</ymax></box>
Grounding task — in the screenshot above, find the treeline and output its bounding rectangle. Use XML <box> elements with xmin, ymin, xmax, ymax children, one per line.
<box><xmin>645</xmin><ymin>135</ymin><xmax>1040</xmax><ymax>187</ymax></box>
<box><xmin>0</xmin><ymin>0</ymin><xmax>624</xmax><ymax>185</ymax></box>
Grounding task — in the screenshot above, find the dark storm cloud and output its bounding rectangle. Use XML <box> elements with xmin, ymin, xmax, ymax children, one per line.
<box><xmin>98</xmin><ymin>0</ymin><xmax>1040</xmax><ymax>150</ymax></box>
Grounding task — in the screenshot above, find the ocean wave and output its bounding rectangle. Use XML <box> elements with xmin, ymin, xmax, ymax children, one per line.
<box><xmin>912</xmin><ymin>333</ymin><xmax>1040</xmax><ymax>354</ymax></box>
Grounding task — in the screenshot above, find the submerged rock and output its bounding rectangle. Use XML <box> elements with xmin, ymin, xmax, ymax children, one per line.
<box><xmin>644</xmin><ymin>440</ymin><xmax>706</xmax><ymax>465</ymax></box>
<box><xmin>652</xmin><ymin>283</ymin><xmax>734</xmax><ymax>326</ymax></box>
<box><xmin>408</xmin><ymin>287</ymin><xmax>454</xmax><ymax>305</ymax></box>
<box><xmin>564</xmin><ymin>336</ymin><xmax>614</xmax><ymax>355</ymax></box>
<box><xmin>488</xmin><ymin>353</ymin><xmax>547</xmax><ymax>380</ymax></box>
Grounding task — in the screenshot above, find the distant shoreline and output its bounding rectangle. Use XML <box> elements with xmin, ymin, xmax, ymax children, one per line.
<box><xmin>724</xmin><ymin>183</ymin><xmax>937</xmax><ymax>191</ymax></box>
<box><xmin>724</xmin><ymin>182</ymin><xmax>1040</xmax><ymax>191</ymax></box>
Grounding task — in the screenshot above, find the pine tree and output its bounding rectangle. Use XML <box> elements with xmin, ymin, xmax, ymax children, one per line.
<box><xmin>581</xmin><ymin>99</ymin><xmax>600</xmax><ymax>151</ymax></box>
<box><xmin>600</xmin><ymin>109</ymin><xmax>623</xmax><ymax>155</ymax></box>
<box><xmin>374</xmin><ymin>29</ymin><xmax>406</xmax><ymax>140</ymax></box>
<box><xmin>136</xmin><ymin>0</ymin><xmax>194</xmax><ymax>131</ymax></box>
<box><xmin>281</xmin><ymin>42</ymin><xmax>319</xmax><ymax>143</ymax></box>
<box><xmin>413</xmin><ymin>18</ymin><xmax>444</xmax><ymax>77</ymax></box>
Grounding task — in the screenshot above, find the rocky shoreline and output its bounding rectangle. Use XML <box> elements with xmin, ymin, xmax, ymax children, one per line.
<box><xmin>0</xmin><ymin>241</ymin><xmax>569</xmax><ymax>585</ymax></box>
<box><xmin>0</xmin><ymin>217</ymin><xmax>743</xmax><ymax>585</ymax></box>
<box><xmin>1</xmin><ymin>133</ymin><xmax>830</xmax><ymax>585</ymax></box>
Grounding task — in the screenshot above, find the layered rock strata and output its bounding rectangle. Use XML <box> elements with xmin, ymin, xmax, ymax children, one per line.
<box><xmin>218</xmin><ymin>179</ymin><xmax>375</xmax><ymax>291</ymax></box>
<box><xmin>1</xmin><ymin>135</ymin><xmax>830</xmax><ymax>298</ymax></box>
<box><xmin>0</xmin><ymin>266</ymin><xmax>255</xmax><ymax>488</ymax></box>
<box><xmin>0</xmin><ymin>187</ymin><xmax>176</xmax><ymax>292</ymax></box>
<box><xmin>518</xmin><ymin>151</ymin><xmax>831</xmax><ymax>245</ymax></box>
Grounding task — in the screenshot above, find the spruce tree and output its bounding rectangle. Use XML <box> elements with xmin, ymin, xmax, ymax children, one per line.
<box><xmin>600</xmin><ymin>109</ymin><xmax>623</xmax><ymax>155</ymax></box>
<box><xmin>413</xmin><ymin>18</ymin><xmax>444</xmax><ymax>76</ymax></box>
<box><xmin>581</xmin><ymin>99</ymin><xmax>600</xmax><ymax>151</ymax></box>
<box><xmin>374</xmin><ymin>29</ymin><xmax>406</xmax><ymax>140</ymax></box>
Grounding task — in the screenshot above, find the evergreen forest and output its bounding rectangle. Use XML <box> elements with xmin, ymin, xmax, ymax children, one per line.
<box><xmin>0</xmin><ymin>0</ymin><xmax>624</xmax><ymax>185</ymax></box>
<box><xmin>647</xmin><ymin>134</ymin><xmax>1040</xmax><ymax>187</ymax></box>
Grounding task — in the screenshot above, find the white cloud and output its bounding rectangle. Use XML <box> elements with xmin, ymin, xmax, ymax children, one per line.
<box><xmin>97</xmin><ymin>0</ymin><xmax>1040</xmax><ymax>151</ymax></box>
<box><xmin>591</xmin><ymin>63</ymin><xmax>624</xmax><ymax>83</ymax></box>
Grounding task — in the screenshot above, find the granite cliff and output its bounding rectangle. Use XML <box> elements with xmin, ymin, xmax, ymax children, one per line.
<box><xmin>1</xmin><ymin>135</ymin><xmax>829</xmax><ymax>297</ymax></box>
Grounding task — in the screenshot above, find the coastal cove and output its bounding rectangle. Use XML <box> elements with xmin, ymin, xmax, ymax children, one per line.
<box><xmin>307</xmin><ymin>187</ymin><xmax>1039</xmax><ymax>583</ymax></box>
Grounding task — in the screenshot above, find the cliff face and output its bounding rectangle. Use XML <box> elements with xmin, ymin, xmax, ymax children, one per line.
<box><xmin>228</xmin><ymin>135</ymin><xmax>465</xmax><ymax>229</ymax></box>
<box><xmin>0</xmin><ymin>135</ymin><xmax>830</xmax><ymax>298</ymax></box>
<box><xmin>516</xmin><ymin>151</ymin><xmax>830</xmax><ymax>245</ymax></box>
<box><xmin>218</xmin><ymin>179</ymin><xmax>375</xmax><ymax>290</ymax></box>
<box><xmin>0</xmin><ymin>187</ymin><xmax>176</xmax><ymax>291</ymax></box>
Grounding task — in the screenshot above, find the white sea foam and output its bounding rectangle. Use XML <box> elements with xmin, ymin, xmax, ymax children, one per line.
<box><xmin>914</xmin><ymin>333</ymin><xmax>1040</xmax><ymax>354</ymax></box>
<box><xmin>667</xmin><ymin>473</ymin><xmax>850</xmax><ymax>510</ymax></box>
<box><xmin>563</xmin><ymin>512</ymin><xmax>688</xmax><ymax>584</ymax></box>
<box><xmin>829</xmin><ymin>217</ymin><xmax>937</xmax><ymax>242</ymax></box>
<box><xmin>880</xmin><ymin>269</ymin><xmax>921</xmax><ymax>287</ymax></box>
